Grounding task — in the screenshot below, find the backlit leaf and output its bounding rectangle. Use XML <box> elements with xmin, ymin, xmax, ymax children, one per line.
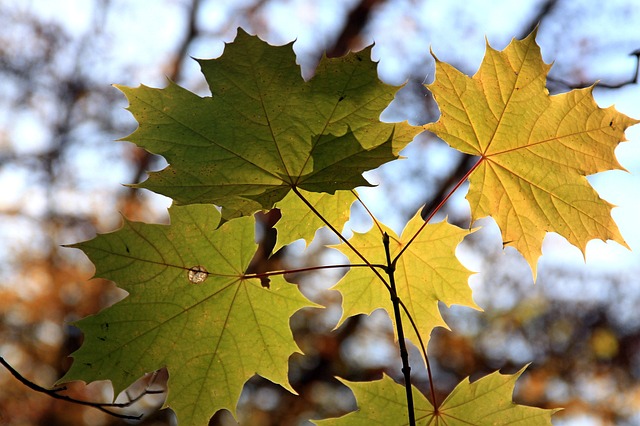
<box><xmin>333</xmin><ymin>212</ymin><xmax>478</xmax><ymax>346</ymax></box>
<box><xmin>425</xmin><ymin>30</ymin><xmax>639</xmax><ymax>277</ymax></box>
<box><xmin>59</xmin><ymin>205</ymin><xmax>312</xmax><ymax>425</ymax></box>
<box><xmin>118</xmin><ymin>29</ymin><xmax>417</xmax><ymax>221</ymax></box>
<box><xmin>313</xmin><ymin>374</ymin><xmax>432</xmax><ymax>426</ymax></box>
<box><xmin>274</xmin><ymin>189</ymin><xmax>356</xmax><ymax>249</ymax></box>
<box><xmin>426</xmin><ymin>368</ymin><xmax>559</xmax><ymax>425</ymax></box>
<box><xmin>315</xmin><ymin>369</ymin><xmax>558</xmax><ymax>425</ymax></box>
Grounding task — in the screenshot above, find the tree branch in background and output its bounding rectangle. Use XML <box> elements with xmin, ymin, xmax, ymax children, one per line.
<box><xmin>125</xmin><ymin>0</ymin><xmax>203</xmax><ymax>203</ymax></box>
<box><xmin>517</xmin><ymin>0</ymin><xmax>558</xmax><ymax>39</ymax></box>
<box><xmin>548</xmin><ymin>49</ymin><xmax>640</xmax><ymax>89</ymax></box>
<box><xmin>327</xmin><ymin>0</ymin><xmax>386</xmax><ymax>57</ymax></box>
<box><xmin>419</xmin><ymin>154</ymin><xmax>474</xmax><ymax>223</ymax></box>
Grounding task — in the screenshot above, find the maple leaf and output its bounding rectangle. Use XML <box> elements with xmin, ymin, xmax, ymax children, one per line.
<box><xmin>315</xmin><ymin>369</ymin><xmax>557</xmax><ymax>425</ymax></box>
<box><xmin>117</xmin><ymin>29</ymin><xmax>417</xmax><ymax>222</ymax></box>
<box><xmin>59</xmin><ymin>205</ymin><xmax>312</xmax><ymax>425</ymax></box>
<box><xmin>426</xmin><ymin>368</ymin><xmax>559</xmax><ymax>425</ymax></box>
<box><xmin>425</xmin><ymin>30</ymin><xmax>639</xmax><ymax>277</ymax></box>
<box><xmin>334</xmin><ymin>212</ymin><xmax>478</xmax><ymax>345</ymax></box>
<box><xmin>313</xmin><ymin>374</ymin><xmax>432</xmax><ymax>426</ymax></box>
<box><xmin>274</xmin><ymin>189</ymin><xmax>356</xmax><ymax>249</ymax></box>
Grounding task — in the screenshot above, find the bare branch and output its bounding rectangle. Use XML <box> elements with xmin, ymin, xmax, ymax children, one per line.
<box><xmin>0</xmin><ymin>357</ymin><xmax>164</xmax><ymax>421</ymax></box>
<box><xmin>548</xmin><ymin>49</ymin><xmax>640</xmax><ymax>90</ymax></box>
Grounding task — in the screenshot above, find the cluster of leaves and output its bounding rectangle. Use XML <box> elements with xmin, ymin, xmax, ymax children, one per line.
<box><xmin>62</xmin><ymin>29</ymin><xmax>638</xmax><ymax>425</ymax></box>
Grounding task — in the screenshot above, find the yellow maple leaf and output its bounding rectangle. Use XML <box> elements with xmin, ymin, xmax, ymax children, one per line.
<box><xmin>333</xmin><ymin>212</ymin><xmax>478</xmax><ymax>346</ymax></box>
<box><xmin>425</xmin><ymin>30</ymin><xmax>639</xmax><ymax>278</ymax></box>
<box><xmin>274</xmin><ymin>189</ymin><xmax>356</xmax><ymax>249</ymax></box>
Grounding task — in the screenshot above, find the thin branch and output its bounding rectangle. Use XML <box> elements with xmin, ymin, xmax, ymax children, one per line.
<box><xmin>419</xmin><ymin>154</ymin><xmax>474</xmax><ymax>222</ymax></box>
<box><xmin>547</xmin><ymin>49</ymin><xmax>640</xmax><ymax>90</ymax></box>
<box><xmin>0</xmin><ymin>357</ymin><xmax>163</xmax><ymax>420</ymax></box>
<box><xmin>350</xmin><ymin>191</ymin><xmax>437</xmax><ymax>405</ymax></box>
<box><xmin>294</xmin><ymin>189</ymin><xmax>436</xmax><ymax>414</ymax></box>
<box><xmin>292</xmin><ymin>188</ymin><xmax>430</xmax><ymax>415</ymax></box>
<box><xmin>243</xmin><ymin>262</ymin><xmax>388</xmax><ymax>280</ymax></box>
<box><xmin>125</xmin><ymin>0</ymin><xmax>202</xmax><ymax>199</ymax></box>
<box><xmin>517</xmin><ymin>0</ymin><xmax>559</xmax><ymax>40</ymax></box>
<box><xmin>389</xmin><ymin>157</ymin><xmax>483</xmax><ymax>412</ymax></box>
<box><xmin>351</xmin><ymin>189</ymin><xmax>385</xmax><ymax>236</ymax></box>
<box><xmin>382</xmin><ymin>232</ymin><xmax>415</xmax><ymax>426</ymax></box>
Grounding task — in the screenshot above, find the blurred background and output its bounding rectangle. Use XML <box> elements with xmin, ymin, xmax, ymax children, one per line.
<box><xmin>1</xmin><ymin>0</ymin><xmax>640</xmax><ymax>425</ymax></box>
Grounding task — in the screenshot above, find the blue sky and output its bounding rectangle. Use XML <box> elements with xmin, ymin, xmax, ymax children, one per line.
<box><xmin>3</xmin><ymin>0</ymin><xmax>640</xmax><ymax>289</ymax></box>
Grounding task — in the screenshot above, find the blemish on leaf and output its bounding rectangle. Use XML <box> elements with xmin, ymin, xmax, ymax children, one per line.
<box><xmin>125</xmin><ymin>244</ymin><xmax>130</xmax><ymax>253</ymax></box>
<box><xmin>98</xmin><ymin>337</ymin><xmax>106</xmax><ymax>341</ymax></box>
<box><xmin>338</xmin><ymin>95</ymin><xmax>345</xmax><ymax>102</ymax></box>
<box><xmin>260</xmin><ymin>277</ymin><xmax>271</xmax><ymax>289</ymax></box>
<box><xmin>100</xmin><ymin>322</ymin><xmax>109</xmax><ymax>331</ymax></box>
<box><xmin>188</xmin><ymin>265</ymin><xmax>208</xmax><ymax>284</ymax></box>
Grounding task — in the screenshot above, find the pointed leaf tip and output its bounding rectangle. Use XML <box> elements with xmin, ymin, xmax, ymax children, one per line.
<box><xmin>315</xmin><ymin>368</ymin><xmax>558</xmax><ymax>425</ymax></box>
<box><xmin>60</xmin><ymin>205</ymin><xmax>313</xmax><ymax>425</ymax></box>
<box><xmin>118</xmin><ymin>30</ymin><xmax>421</xmax><ymax>222</ymax></box>
<box><xmin>425</xmin><ymin>31</ymin><xmax>638</xmax><ymax>277</ymax></box>
<box><xmin>333</xmin><ymin>213</ymin><xmax>478</xmax><ymax>346</ymax></box>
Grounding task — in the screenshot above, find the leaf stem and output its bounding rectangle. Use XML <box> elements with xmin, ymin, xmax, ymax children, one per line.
<box><xmin>293</xmin><ymin>187</ymin><xmax>430</xmax><ymax>417</ymax></box>
<box><xmin>292</xmin><ymin>187</ymin><xmax>390</xmax><ymax>290</ymax></box>
<box><xmin>351</xmin><ymin>189</ymin><xmax>385</xmax><ymax>236</ymax></box>
<box><xmin>388</xmin><ymin>156</ymin><xmax>483</xmax><ymax>410</ymax></box>
<box><xmin>351</xmin><ymin>188</ymin><xmax>437</xmax><ymax>406</ymax></box>
<box><xmin>242</xmin><ymin>263</ymin><xmax>388</xmax><ymax>279</ymax></box>
<box><xmin>393</xmin><ymin>156</ymin><xmax>483</xmax><ymax>264</ymax></box>
<box><xmin>383</xmin><ymin>232</ymin><xmax>415</xmax><ymax>426</ymax></box>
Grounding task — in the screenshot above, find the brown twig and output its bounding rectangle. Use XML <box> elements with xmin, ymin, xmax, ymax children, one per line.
<box><xmin>0</xmin><ymin>357</ymin><xmax>164</xmax><ymax>421</ymax></box>
<box><xmin>382</xmin><ymin>232</ymin><xmax>415</xmax><ymax>426</ymax></box>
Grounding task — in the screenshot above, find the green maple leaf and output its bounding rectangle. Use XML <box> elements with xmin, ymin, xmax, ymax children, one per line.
<box><xmin>425</xmin><ymin>368</ymin><xmax>559</xmax><ymax>425</ymax></box>
<box><xmin>425</xmin><ymin>30</ymin><xmax>639</xmax><ymax>277</ymax></box>
<box><xmin>315</xmin><ymin>369</ymin><xmax>557</xmax><ymax>425</ymax></box>
<box><xmin>118</xmin><ymin>29</ymin><xmax>417</xmax><ymax>224</ymax></box>
<box><xmin>59</xmin><ymin>204</ymin><xmax>312</xmax><ymax>425</ymax></box>
<box><xmin>334</xmin><ymin>212</ymin><xmax>478</xmax><ymax>346</ymax></box>
<box><xmin>313</xmin><ymin>374</ymin><xmax>432</xmax><ymax>426</ymax></box>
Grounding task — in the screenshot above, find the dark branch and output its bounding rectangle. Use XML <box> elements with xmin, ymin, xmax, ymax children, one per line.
<box><xmin>518</xmin><ymin>1</ymin><xmax>639</xmax><ymax>90</ymax></box>
<box><xmin>327</xmin><ymin>0</ymin><xmax>386</xmax><ymax>57</ymax></box>
<box><xmin>0</xmin><ymin>356</ymin><xmax>164</xmax><ymax>421</ymax></box>
<box><xmin>382</xmin><ymin>232</ymin><xmax>415</xmax><ymax>426</ymax></box>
